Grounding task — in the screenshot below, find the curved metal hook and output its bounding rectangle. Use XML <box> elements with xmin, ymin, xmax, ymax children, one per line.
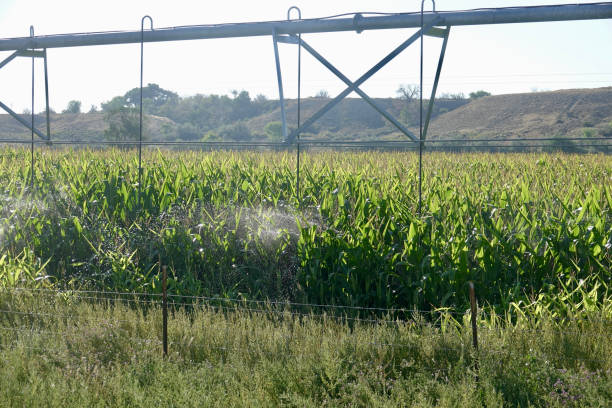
<box><xmin>287</xmin><ymin>6</ymin><xmax>301</xmax><ymax>21</ymax></box>
<box><xmin>141</xmin><ymin>15</ymin><xmax>154</xmax><ymax>31</ymax></box>
<box><xmin>421</xmin><ymin>0</ymin><xmax>435</xmax><ymax>13</ymax></box>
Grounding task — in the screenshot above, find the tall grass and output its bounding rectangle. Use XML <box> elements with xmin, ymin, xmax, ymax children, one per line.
<box><xmin>0</xmin><ymin>291</ymin><xmax>610</xmax><ymax>407</ymax></box>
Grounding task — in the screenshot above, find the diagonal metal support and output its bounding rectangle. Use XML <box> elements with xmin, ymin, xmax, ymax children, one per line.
<box><xmin>422</xmin><ymin>26</ymin><xmax>450</xmax><ymax>140</ymax></box>
<box><xmin>277</xmin><ymin>17</ymin><xmax>440</xmax><ymax>144</ymax></box>
<box><xmin>0</xmin><ymin>48</ymin><xmax>51</xmax><ymax>141</ymax></box>
<box><xmin>43</xmin><ymin>49</ymin><xmax>50</xmax><ymax>140</ymax></box>
<box><xmin>280</xmin><ymin>34</ymin><xmax>418</xmax><ymax>141</ymax></box>
<box><xmin>0</xmin><ymin>100</ymin><xmax>48</xmax><ymax>140</ymax></box>
<box><xmin>0</xmin><ymin>51</ymin><xmax>20</xmax><ymax>70</ymax></box>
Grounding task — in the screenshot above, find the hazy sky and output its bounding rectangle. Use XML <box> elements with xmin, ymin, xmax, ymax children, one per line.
<box><xmin>0</xmin><ymin>0</ymin><xmax>610</xmax><ymax>113</ymax></box>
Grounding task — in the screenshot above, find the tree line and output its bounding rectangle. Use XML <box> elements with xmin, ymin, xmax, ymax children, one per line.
<box><xmin>57</xmin><ymin>84</ymin><xmax>491</xmax><ymax>142</ymax></box>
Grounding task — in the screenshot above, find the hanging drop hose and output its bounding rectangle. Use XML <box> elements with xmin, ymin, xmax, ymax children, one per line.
<box><xmin>288</xmin><ymin>6</ymin><xmax>302</xmax><ymax>204</ymax></box>
<box><xmin>419</xmin><ymin>0</ymin><xmax>435</xmax><ymax>216</ymax></box>
<box><xmin>139</xmin><ymin>16</ymin><xmax>153</xmax><ymax>209</ymax></box>
<box><xmin>30</xmin><ymin>26</ymin><xmax>34</xmax><ymax>190</ymax></box>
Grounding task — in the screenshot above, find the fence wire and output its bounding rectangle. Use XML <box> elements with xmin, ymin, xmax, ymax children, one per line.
<box><xmin>0</xmin><ymin>137</ymin><xmax>609</xmax><ymax>151</ymax></box>
<box><xmin>3</xmin><ymin>286</ymin><xmax>610</xmax><ymax>325</ymax></box>
<box><xmin>1</xmin><ymin>287</ymin><xmax>608</xmax><ymax>380</ymax></box>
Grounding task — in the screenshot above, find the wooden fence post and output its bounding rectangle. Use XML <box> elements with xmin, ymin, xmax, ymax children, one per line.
<box><xmin>468</xmin><ymin>281</ymin><xmax>479</xmax><ymax>382</ymax></box>
<box><xmin>162</xmin><ymin>265</ymin><xmax>168</xmax><ymax>357</ymax></box>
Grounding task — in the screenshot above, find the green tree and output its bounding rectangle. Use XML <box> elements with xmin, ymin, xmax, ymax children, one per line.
<box><xmin>230</xmin><ymin>90</ymin><xmax>255</xmax><ymax>121</ymax></box>
<box><xmin>177</xmin><ymin>122</ymin><xmax>201</xmax><ymax>141</ymax></box>
<box><xmin>469</xmin><ymin>90</ymin><xmax>491</xmax><ymax>99</ymax></box>
<box><xmin>123</xmin><ymin>83</ymin><xmax>179</xmax><ymax>114</ymax></box>
<box><xmin>264</xmin><ymin>121</ymin><xmax>283</xmax><ymax>141</ymax></box>
<box><xmin>63</xmin><ymin>100</ymin><xmax>82</xmax><ymax>114</ymax></box>
<box><xmin>218</xmin><ymin>122</ymin><xmax>251</xmax><ymax>141</ymax></box>
<box><xmin>100</xmin><ymin>96</ymin><xmax>126</xmax><ymax>112</ymax></box>
<box><xmin>103</xmin><ymin>106</ymin><xmax>141</xmax><ymax>145</ymax></box>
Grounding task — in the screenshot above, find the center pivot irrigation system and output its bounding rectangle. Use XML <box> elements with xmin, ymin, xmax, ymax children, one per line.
<box><xmin>0</xmin><ymin>2</ymin><xmax>611</xmax><ymax>200</ymax></box>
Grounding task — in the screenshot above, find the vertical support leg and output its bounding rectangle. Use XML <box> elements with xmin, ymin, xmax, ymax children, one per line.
<box><xmin>272</xmin><ymin>29</ymin><xmax>288</xmax><ymax>142</ymax></box>
<box><xmin>43</xmin><ymin>48</ymin><xmax>51</xmax><ymax>140</ymax></box>
<box><xmin>422</xmin><ymin>27</ymin><xmax>450</xmax><ymax>141</ymax></box>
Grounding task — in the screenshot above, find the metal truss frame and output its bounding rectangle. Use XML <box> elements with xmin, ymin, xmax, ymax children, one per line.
<box><xmin>273</xmin><ymin>20</ymin><xmax>450</xmax><ymax>143</ymax></box>
<box><xmin>0</xmin><ymin>3</ymin><xmax>610</xmax><ymax>145</ymax></box>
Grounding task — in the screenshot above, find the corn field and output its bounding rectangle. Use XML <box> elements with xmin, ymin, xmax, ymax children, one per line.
<box><xmin>0</xmin><ymin>148</ymin><xmax>610</xmax><ymax>314</ymax></box>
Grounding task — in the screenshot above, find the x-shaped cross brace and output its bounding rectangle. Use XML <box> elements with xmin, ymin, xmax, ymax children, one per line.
<box><xmin>273</xmin><ymin>17</ymin><xmax>450</xmax><ymax>144</ymax></box>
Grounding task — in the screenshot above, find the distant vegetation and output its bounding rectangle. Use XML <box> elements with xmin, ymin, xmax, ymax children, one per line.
<box><xmin>90</xmin><ymin>83</ymin><xmax>469</xmax><ymax>142</ymax></box>
<box><xmin>469</xmin><ymin>90</ymin><xmax>491</xmax><ymax>99</ymax></box>
<box><xmin>100</xmin><ymin>84</ymin><xmax>277</xmax><ymax>141</ymax></box>
<box><xmin>62</xmin><ymin>100</ymin><xmax>82</xmax><ymax>114</ymax></box>
<box><xmin>2</xmin><ymin>86</ymin><xmax>609</xmax><ymax>149</ymax></box>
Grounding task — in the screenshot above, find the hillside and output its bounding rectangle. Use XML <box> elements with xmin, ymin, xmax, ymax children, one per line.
<box><xmin>0</xmin><ymin>113</ymin><xmax>177</xmax><ymax>141</ymax></box>
<box><xmin>244</xmin><ymin>97</ymin><xmax>468</xmax><ymax>140</ymax></box>
<box><xmin>425</xmin><ymin>87</ymin><xmax>612</xmax><ymax>140</ymax></box>
<box><xmin>0</xmin><ymin>87</ymin><xmax>610</xmax><ymax>143</ymax></box>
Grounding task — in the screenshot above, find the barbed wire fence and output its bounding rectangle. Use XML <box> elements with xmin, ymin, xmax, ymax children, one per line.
<box><xmin>1</xmin><ymin>280</ymin><xmax>610</xmax><ymax>382</ymax></box>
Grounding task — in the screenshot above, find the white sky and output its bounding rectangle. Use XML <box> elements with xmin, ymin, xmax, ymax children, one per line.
<box><xmin>0</xmin><ymin>0</ymin><xmax>611</xmax><ymax>113</ymax></box>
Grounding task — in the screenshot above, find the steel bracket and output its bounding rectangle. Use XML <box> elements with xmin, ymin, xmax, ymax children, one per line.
<box><xmin>0</xmin><ymin>48</ymin><xmax>51</xmax><ymax>141</ymax></box>
<box><xmin>424</xmin><ymin>26</ymin><xmax>447</xmax><ymax>38</ymax></box>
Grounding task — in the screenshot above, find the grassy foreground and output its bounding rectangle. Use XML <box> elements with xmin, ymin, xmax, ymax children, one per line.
<box><xmin>0</xmin><ymin>292</ymin><xmax>611</xmax><ymax>407</ymax></box>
